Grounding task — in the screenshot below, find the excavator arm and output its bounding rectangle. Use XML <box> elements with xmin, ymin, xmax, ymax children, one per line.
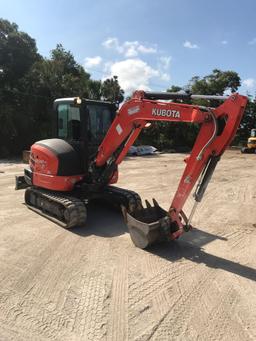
<box><xmin>94</xmin><ymin>90</ymin><xmax>247</xmax><ymax>248</ymax></box>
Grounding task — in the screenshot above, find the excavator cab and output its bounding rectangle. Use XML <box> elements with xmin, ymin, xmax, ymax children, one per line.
<box><xmin>55</xmin><ymin>98</ymin><xmax>117</xmax><ymax>169</ymax></box>
<box><xmin>16</xmin><ymin>98</ymin><xmax>117</xmax><ymax>192</ymax></box>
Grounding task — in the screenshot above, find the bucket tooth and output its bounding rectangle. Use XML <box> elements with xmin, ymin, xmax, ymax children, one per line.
<box><xmin>152</xmin><ymin>198</ymin><xmax>159</xmax><ymax>207</ymax></box>
<box><xmin>145</xmin><ymin>199</ymin><xmax>152</xmax><ymax>209</ymax></box>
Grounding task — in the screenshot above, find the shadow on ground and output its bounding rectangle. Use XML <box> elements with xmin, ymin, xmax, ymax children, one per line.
<box><xmin>148</xmin><ymin>234</ymin><xmax>256</xmax><ymax>282</ymax></box>
<box><xmin>71</xmin><ymin>203</ymin><xmax>256</xmax><ymax>282</ymax></box>
<box><xmin>71</xmin><ymin>202</ymin><xmax>128</xmax><ymax>238</ymax></box>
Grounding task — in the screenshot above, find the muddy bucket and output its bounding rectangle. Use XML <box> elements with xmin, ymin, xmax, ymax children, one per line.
<box><xmin>124</xmin><ymin>200</ymin><xmax>172</xmax><ymax>249</ymax></box>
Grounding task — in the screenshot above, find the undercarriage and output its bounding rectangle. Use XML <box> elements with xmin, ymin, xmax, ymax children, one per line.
<box><xmin>21</xmin><ymin>181</ymin><xmax>172</xmax><ymax>248</ymax></box>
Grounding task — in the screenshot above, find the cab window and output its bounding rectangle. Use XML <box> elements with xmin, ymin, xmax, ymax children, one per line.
<box><xmin>87</xmin><ymin>104</ymin><xmax>113</xmax><ymax>144</ymax></box>
<box><xmin>57</xmin><ymin>104</ymin><xmax>81</xmax><ymax>140</ymax></box>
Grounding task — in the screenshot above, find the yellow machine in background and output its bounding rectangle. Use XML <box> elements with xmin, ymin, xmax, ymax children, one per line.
<box><xmin>241</xmin><ymin>129</ymin><xmax>256</xmax><ymax>153</ymax></box>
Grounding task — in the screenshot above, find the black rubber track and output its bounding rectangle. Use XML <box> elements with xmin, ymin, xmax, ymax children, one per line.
<box><xmin>25</xmin><ymin>187</ymin><xmax>87</xmax><ymax>228</ymax></box>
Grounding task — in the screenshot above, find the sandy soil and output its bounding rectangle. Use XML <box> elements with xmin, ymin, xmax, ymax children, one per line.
<box><xmin>0</xmin><ymin>150</ymin><xmax>255</xmax><ymax>341</ymax></box>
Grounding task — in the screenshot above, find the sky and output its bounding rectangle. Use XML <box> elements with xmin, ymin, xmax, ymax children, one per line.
<box><xmin>1</xmin><ymin>0</ymin><xmax>256</xmax><ymax>95</ymax></box>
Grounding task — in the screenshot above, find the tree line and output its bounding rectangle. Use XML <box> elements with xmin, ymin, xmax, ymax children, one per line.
<box><xmin>0</xmin><ymin>18</ymin><xmax>255</xmax><ymax>157</ymax></box>
<box><xmin>139</xmin><ymin>70</ymin><xmax>256</xmax><ymax>150</ymax></box>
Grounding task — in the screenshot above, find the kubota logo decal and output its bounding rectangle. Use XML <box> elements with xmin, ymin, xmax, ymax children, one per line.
<box><xmin>152</xmin><ymin>108</ymin><xmax>180</xmax><ymax>118</ymax></box>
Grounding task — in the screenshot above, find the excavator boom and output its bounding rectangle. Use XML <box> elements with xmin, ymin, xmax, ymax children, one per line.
<box><xmin>94</xmin><ymin>91</ymin><xmax>247</xmax><ymax>248</ymax></box>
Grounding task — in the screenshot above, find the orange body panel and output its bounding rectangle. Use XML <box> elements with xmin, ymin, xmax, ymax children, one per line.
<box><xmin>30</xmin><ymin>144</ymin><xmax>84</xmax><ymax>191</ymax></box>
<box><xmin>32</xmin><ymin>172</ymin><xmax>84</xmax><ymax>191</ymax></box>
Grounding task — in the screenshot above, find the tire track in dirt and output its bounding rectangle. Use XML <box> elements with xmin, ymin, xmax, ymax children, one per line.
<box><xmin>195</xmin><ymin>276</ymin><xmax>255</xmax><ymax>341</ymax></box>
<box><xmin>143</xmin><ymin>245</ymin><xmax>185</xmax><ymax>278</ymax></box>
<box><xmin>152</xmin><ymin>289</ymin><xmax>174</xmax><ymax>318</ymax></box>
<box><xmin>129</xmin><ymin>260</ymin><xmax>194</xmax><ymax>312</ymax></box>
<box><xmin>236</xmin><ymin>304</ymin><xmax>256</xmax><ymax>341</ymax></box>
<box><xmin>0</xmin><ymin>233</ymin><xmax>113</xmax><ymax>340</ymax></box>
<box><xmin>13</xmin><ymin>232</ymin><xmax>67</xmax><ymax>293</ymax></box>
<box><xmin>132</xmin><ymin>266</ymin><xmax>217</xmax><ymax>341</ymax></box>
<box><xmin>137</xmin><ymin>257</ymin><xmax>256</xmax><ymax>341</ymax></box>
<box><xmin>0</xmin><ymin>289</ymin><xmax>62</xmax><ymax>340</ymax></box>
<box><xmin>213</xmin><ymin>224</ymin><xmax>256</xmax><ymax>265</ymax></box>
<box><xmin>65</xmin><ymin>271</ymin><xmax>108</xmax><ymax>340</ymax></box>
<box><xmin>0</xmin><ymin>271</ymin><xmax>109</xmax><ymax>340</ymax></box>
<box><xmin>128</xmin><ymin>259</ymin><xmax>200</xmax><ymax>340</ymax></box>
<box><xmin>0</xmin><ymin>320</ymin><xmax>49</xmax><ymax>341</ymax></box>
<box><xmin>107</xmin><ymin>256</ymin><xmax>128</xmax><ymax>341</ymax></box>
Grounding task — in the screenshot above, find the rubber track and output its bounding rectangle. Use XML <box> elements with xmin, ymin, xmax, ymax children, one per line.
<box><xmin>25</xmin><ymin>187</ymin><xmax>87</xmax><ymax>229</ymax></box>
<box><xmin>104</xmin><ymin>185</ymin><xmax>143</xmax><ymax>213</ymax></box>
<box><xmin>25</xmin><ymin>185</ymin><xmax>141</xmax><ymax>229</ymax></box>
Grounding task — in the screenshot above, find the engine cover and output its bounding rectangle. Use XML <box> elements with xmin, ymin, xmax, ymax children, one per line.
<box><xmin>29</xmin><ymin>138</ymin><xmax>84</xmax><ymax>191</ymax></box>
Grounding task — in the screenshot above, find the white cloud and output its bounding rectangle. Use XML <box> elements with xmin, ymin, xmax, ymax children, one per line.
<box><xmin>183</xmin><ymin>40</ymin><xmax>199</xmax><ymax>49</ymax></box>
<box><xmin>106</xmin><ymin>58</ymin><xmax>159</xmax><ymax>93</ymax></box>
<box><xmin>103</xmin><ymin>61</ymin><xmax>113</xmax><ymax>73</ymax></box>
<box><xmin>101</xmin><ymin>38</ymin><xmax>171</xmax><ymax>93</ymax></box>
<box><xmin>102</xmin><ymin>37</ymin><xmax>119</xmax><ymax>49</ymax></box>
<box><xmin>156</xmin><ymin>56</ymin><xmax>171</xmax><ymax>82</ymax></box>
<box><xmin>84</xmin><ymin>56</ymin><xmax>102</xmax><ymax>69</ymax></box>
<box><xmin>121</xmin><ymin>41</ymin><xmax>139</xmax><ymax>57</ymax></box>
<box><xmin>242</xmin><ymin>78</ymin><xmax>256</xmax><ymax>88</ymax></box>
<box><xmin>160</xmin><ymin>73</ymin><xmax>170</xmax><ymax>82</ymax></box>
<box><xmin>102</xmin><ymin>37</ymin><xmax>157</xmax><ymax>57</ymax></box>
<box><xmin>137</xmin><ymin>45</ymin><xmax>157</xmax><ymax>54</ymax></box>
<box><xmin>221</xmin><ymin>40</ymin><xmax>228</xmax><ymax>45</ymax></box>
<box><xmin>159</xmin><ymin>56</ymin><xmax>171</xmax><ymax>70</ymax></box>
<box><xmin>248</xmin><ymin>38</ymin><xmax>256</xmax><ymax>45</ymax></box>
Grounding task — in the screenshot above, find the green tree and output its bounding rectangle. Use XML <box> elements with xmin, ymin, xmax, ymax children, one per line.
<box><xmin>189</xmin><ymin>69</ymin><xmax>240</xmax><ymax>107</ymax></box>
<box><xmin>0</xmin><ymin>18</ymin><xmax>40</xmax><ymax>85</ymax></box>
<box><xmin>236</xmin><ymin>96</ymin><xmax>256</xmax><ymax>144</ymax></box>
<box><xmin>101</xmin><ymin>76</ymin><xmax>124</xmax><ymax>103</ymax></box>
<box><xmin>189</xmin><ymin>69</ymin><xmax>240</xmax><ymax>95</ymax></box>
<box><xmin>173</xmin><ymin>69</ymin><xmax>242</xmax><ymax>149</ymax></box>
<box><xmin>22</xmin><ymin>44</ymin><xmax>92</xmax><ymax>140</ymax></box>
<box><xmin>87</xmin><ymin>79</ymin><xmax>102</xmax><ymax>100</ymax></box>
<box><xmin>167</xmin><ymin>85</ymin><xmax>182</xmax><ymax>93</ymax></box>
<box><xmin>0</xmin><ymin>19</ymin><xmax>40</xmax><ymax>156</ymax></box>
<box><xmin>188</xmin><ymin>70</ymin><xmax>255</xmax><ymax>146</ymax></box>
<box><xmin>139</xmin><ymin>69</ymin><xmax>242</xmax><ymax>151</ymax></box>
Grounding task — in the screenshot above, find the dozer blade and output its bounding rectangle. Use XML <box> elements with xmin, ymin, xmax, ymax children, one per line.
<box><xmin>123</xmin><ymin>199</ymin><xmax>173</xmax><ymax>249</ymax></box>
<box><xmin>15</xmin><ymin>175</ymin><xmax>30</xmax><ymax>190</ymax></box>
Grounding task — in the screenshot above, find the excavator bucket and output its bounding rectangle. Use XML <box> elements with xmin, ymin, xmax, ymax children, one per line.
<box><xmin>123</xmin><ymin>199</ymin><xmax>171</xmax><ymax>249</ymax></box>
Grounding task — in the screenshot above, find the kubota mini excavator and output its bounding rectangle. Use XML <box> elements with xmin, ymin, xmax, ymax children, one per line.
<box><xmin>16</xmin><ymin>91</ymin><xmax>247</xmax><ymax>248</ymax></box>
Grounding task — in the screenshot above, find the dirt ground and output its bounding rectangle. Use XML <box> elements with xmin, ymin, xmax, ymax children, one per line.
<box><xmin>0</xmin><ymin>150</ymin><xmax>255</xmax><ymax>341</ymax></box>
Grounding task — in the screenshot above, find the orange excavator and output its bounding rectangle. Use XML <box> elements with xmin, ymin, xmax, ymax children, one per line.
<box><xmin>16</xmin><ymin>91</ymin><xmax>247</xmax><ymax>248</ymax></box>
